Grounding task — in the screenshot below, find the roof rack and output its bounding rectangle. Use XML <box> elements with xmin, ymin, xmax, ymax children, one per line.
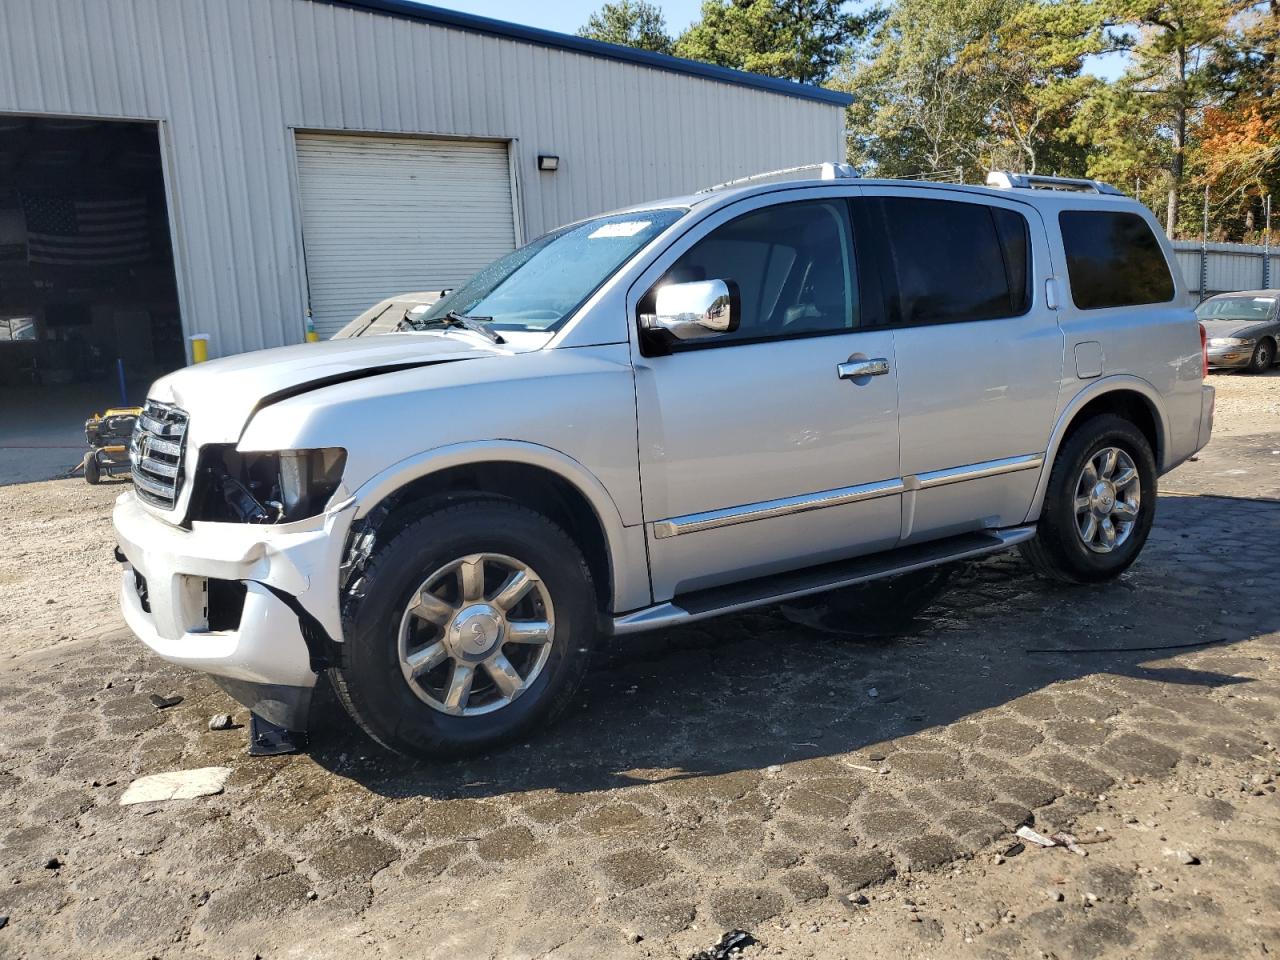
<box><xmin>986</xmin><ymin>171</ymin><xmax>1125</xmax><ymax>196</ymax></box>
<box><xmin>697</xmin><ymin>162</ymin><xmax>857</xmax><ymax>194</ymax></box>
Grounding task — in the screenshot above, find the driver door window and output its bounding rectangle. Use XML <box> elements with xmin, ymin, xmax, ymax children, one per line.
<box><xmin>656</xmin><ymin>199</ymin><xmax>857</xmax><ymax>343</ymax></box>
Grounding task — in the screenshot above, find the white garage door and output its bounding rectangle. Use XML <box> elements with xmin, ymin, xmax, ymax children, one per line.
<box><xmin>295</xmin><ymin>133</ymin><xmax>518</xmax><ymax>337</ymax></box>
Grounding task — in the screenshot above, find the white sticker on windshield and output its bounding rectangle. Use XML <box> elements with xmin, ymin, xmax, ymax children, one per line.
<box><xmin>1253</xmin><ymin>297</ymin><xmax>1275</xmax><ymax>303</ymax></box>
<box><xmin>589</xmin><ymin>221</ymin><xmax>651</xmax><ymax>239</ymax></box>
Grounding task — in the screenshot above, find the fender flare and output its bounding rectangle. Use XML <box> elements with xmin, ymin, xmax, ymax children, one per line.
<box><xmin>1024</xmin><ymin>375</ymin><xmax>1170</xmax><ymax>522</ymax></box>
<box><xmin>348</xmin><ymin>439</ymin><xmax>649</xmax><ymax>612</ymax></box>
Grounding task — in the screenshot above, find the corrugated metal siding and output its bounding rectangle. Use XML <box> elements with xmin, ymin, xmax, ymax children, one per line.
<box><xmin>0</xmin><ymin>0</ymin><xmax>845</xmax><ymax>356</ymax></box>
<box><xmin>295</xmin><ymin>134</ymin><xmax>517</xmax><ymax>337</ymax></box>
<box><xmin>1172</xmin><ymin>240</ymin><xmax>1279</xmax><ymax>297</ymax></box>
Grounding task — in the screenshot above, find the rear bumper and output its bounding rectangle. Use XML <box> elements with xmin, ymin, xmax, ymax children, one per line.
<box><xmin>112</xmin><ymin>491</ymin><xmax>356</xmax><ymax>695</ymax></box>
<box><xmin>1197</xmin><ymin>383</ymin><xmax>1215</xmax><ymax>453</ymax></box>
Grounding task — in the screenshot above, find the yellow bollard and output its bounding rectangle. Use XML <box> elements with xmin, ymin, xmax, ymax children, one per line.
<box><xmin>189</xmin><ymin>334</ymin><xmax>210</xmax><ymax>363</ymax></box>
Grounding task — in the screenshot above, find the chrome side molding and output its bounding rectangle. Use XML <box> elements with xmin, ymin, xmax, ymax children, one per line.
<box><xmin>915</xmin><ymin>453</ymin><xmax>1043</xmax><ymax>490</ymax></box>
<box><xmin>651</xmin><ymin>454</ymin><xmax>1043</xmax><ymax>539</ymax></box>
<box><xmin>652</xmin><ymin>477</ymin><xmax>904</xmax><ymax>539</ymax></box>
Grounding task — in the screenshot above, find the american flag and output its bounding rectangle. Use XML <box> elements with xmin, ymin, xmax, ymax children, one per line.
<box><xmin>19</xmin><ymin>192</ymin><xmax>150</xmax><ymax>267</ymax></box>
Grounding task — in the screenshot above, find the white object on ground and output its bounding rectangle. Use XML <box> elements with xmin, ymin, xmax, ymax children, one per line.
<box><xmin>119</xmin><ymin>767</ymin><xmax>233</xmax><ymax>805</ymax></box>
<box><xmin>1015</xmin><ymin>825</ymin><xmax>1089</xmax><ymax>856</ymax></box>
<box><xmin>1015</xmin><ymin>825</ymin><xmax>1057</xmax><ymax>847</ymax></box>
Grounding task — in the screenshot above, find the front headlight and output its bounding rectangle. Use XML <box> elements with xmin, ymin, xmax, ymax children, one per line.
<box><xmin>191</xmin><ymin>446</ymin><xmax>346</xmax><ymax>523</ymax></box>
<box><xmin>1208</xmin><ymin>337</ymin><xmax>1254</xmax><ymax>347</ymax></box>
<box><xmin>278</xmin><ymin>449</ymin><xmax>347</xmax><ymax>520</ymax></box>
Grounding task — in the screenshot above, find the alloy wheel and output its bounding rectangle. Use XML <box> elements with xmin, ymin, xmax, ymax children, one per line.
<box><xmin>397</xmin><ymin>553</ymin><xmax>555</xmax><ymax>716</ymax></box>
<box><xmin>1073</xmin><ymin>446</ymin><xmax>1141</xmax><ymax>554</ymax></box>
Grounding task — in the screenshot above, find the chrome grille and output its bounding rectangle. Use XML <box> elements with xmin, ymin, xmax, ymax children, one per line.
<box><xmin>130</xmin><ymin>400</ymin><xmax>189</xmax><ymax>509</ymax></box>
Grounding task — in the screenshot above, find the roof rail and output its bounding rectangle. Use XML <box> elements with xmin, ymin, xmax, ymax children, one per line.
<box><xmin>986</xmin><ymin>171</ymin><xmax>1125</xmax><ymax>197</ymax></box>
<box><xmin>697</xmin><ymin>162</ymin><xmax>857</xmax><ymax>194</ymax></box>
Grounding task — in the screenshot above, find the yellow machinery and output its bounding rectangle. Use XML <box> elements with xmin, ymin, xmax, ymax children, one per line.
<box><xmin>82</xmin><ymin>407</ymin><xmax>142</xmax><ymax>484</ymax></box>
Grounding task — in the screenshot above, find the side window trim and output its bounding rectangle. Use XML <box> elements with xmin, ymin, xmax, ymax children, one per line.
<box><xmin>850</xmin><ymin>196</ymin><xmax>898</xmax><ymax>327</ymax></box>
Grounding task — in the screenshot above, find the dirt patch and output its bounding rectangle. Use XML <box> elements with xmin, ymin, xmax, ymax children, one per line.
<box><xmin>0</xmin><ymin>478</ymin><xmax>124</xmax><ymax>661</ymax></box>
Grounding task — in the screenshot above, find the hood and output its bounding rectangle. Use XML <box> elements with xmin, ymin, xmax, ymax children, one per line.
<box><xmin>1199</xmin><ymin>317</ymin><xmax>1273</xmax><ymax>340</ymax></box>
<box><xmin>150</xmin><ymin>332</ymin><xmax>513</xmax><ymax>444</ymax></box>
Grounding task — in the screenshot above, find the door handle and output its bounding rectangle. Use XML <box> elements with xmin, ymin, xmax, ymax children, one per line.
<box><xmin>837</xmin><ymin>357</ymin><xmax>890</xmax><ymax>380</ymax></box>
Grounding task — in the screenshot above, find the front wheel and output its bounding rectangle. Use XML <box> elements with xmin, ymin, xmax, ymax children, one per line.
<box><xmin>1249</xmin><ymin>339</ymin><xmax>1274</xmax><ymax>374</ymax></box>
<box><xmin>332</xmin><ymin>500</ymin><xmax>598</xmax><ymax>759</ymax></box>
<box><xmin>1020</xmin><ymin>414</ymin><xmax>1157</xmax><ymax>584</ymax></box>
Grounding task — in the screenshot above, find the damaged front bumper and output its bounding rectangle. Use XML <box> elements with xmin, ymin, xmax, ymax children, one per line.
<box><xmin>112</xmin><ymin>490</ymin><xmax>356</xmax><ymax>738</ymax></box>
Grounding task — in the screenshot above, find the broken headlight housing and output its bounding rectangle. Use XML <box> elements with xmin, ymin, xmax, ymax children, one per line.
<box><xmin>190</xmin><ymin>446</ymin><xmax>346</xmax><ymax>524</ymax></box>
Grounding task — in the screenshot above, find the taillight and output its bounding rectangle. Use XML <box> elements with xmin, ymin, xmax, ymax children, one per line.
<box><xmin>1199</xmin><ymin>322</ymin><xmax>1208</xmax><ymax>378</ymax></box>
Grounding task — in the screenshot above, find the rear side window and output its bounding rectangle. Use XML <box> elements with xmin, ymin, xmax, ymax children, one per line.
<box><xmin>873</xmin><ymin>197</ymin><xmax>1031</xmax><ymax>325</ymax></box>
<box><xmin>1058</xmin><ymin>210</ymin><xmax>1175</xmax><ymax>310</ymax></box>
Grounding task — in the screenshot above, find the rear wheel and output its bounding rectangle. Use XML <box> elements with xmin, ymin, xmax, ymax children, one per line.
<box><xmin>332</xmin><ymin>500</ymin><xmax>597</xmax><ymax>759</ymax></box>
<box><xmin>1249</xmin><ymin>338</ymin><xmax>1274</xmax><ymax>373</ymax></box>
<box><xmin>83</xmin><ymin>451</ymin><xmax>101</xmax><ymax>485</ymax></box>
<box><xmin>1020</xmin><ymin>414</ymin><xmax>1156</xmax><ymax>583</ymax></box>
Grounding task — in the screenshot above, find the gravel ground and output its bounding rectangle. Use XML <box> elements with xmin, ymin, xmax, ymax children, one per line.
<box><xmin>0</xmin><ymin>369</ymin><xmax>1277</xmax><ymax>959</ymax></box>
<box><xmin>0</xmin><ymin>478</ymin><xmax>122</xmax><ymax>662</ymax></box>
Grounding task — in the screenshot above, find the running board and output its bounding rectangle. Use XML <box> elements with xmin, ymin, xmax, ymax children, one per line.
<box><xmin>611</xmin><ymin>525</ymin><xmax>1036</xmax><ymax>636</ymax></box>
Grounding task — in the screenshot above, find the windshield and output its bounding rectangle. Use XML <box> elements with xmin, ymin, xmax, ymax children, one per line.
<box><xmin>418</xmin><ymin>209</ymin><xmax>685</xmax><ymax>333</ymax></box>
<box><xmin>1196</xmin><ymin>297</ymin><xmax>1275</xmax><ymax>321</ymax></box>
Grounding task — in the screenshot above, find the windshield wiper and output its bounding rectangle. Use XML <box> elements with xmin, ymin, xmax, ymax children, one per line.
<box><xmin>401</xmin><ymin>309</ymin><xmax>505</xmax><ymax>344</ymax></box>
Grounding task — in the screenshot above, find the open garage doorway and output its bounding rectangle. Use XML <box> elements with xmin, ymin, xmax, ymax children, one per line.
<box><xmin>0</xmin><ymin>115</ymin><xmax>184</xmax><ymax>484</ymax></box>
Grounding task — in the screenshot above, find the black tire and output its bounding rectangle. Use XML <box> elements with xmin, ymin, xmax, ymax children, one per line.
<box><xmin>331</xmin><ymin>499</ymin><xmax>597</xmax><ymax>759</ymax></box>
<box><xmin>1249</xmin><ymin>338</ymin><xmax>1274</xmax><ymax>373</ymax></box>
<box><xmin>1019</xmin><ymin>414</ymin><xmax>1157</xmax><ymax>584</ymax></box>
<box><xmin>83</xmin><ymin>451</ymin><xmax>101</xmax><ymax>485</ymax></box>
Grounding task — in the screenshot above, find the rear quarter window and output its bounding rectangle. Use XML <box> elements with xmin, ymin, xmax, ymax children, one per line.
<box><xmin>1059</xmin><ymin>210</ymin><xmax>1175</xmax><ymax>310</ymax></box>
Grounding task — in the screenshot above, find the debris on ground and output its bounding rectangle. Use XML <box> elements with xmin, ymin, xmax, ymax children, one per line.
<box><xmin>689</xmin><ymin>929</ymin><xmax>758</xmax><ymax>959</ymax></box>
<box><xmin>207</xmin><ymin>714</ymin><xmax>235</xmax><ymax>731</ymax></box>
<box><xmin>119</xmin><ymin>767</ymin><xmax>233</xmax><ymax>806</ymax></box>
<box><xmin>1015</xmin><ymin>826</ymin><xmax>1088</xmax><ymax>856</ymax></box>
<box><xmin>1164</xmin><ymin>847</ymin><xmax>1200</xmax><ymax>865</ymax></box>
<box><xmin>0</xmin><ymin>915</ymin><xmax>8</xmax><ymax>930</ymax></box>
<box><xmin>148</xmin><ymin>694</ymin><xmax>183</xmax><ymax>710</ymax></box>
<box><xmin>43</xmin><ymin>857</ymin><xmax>61</xmax><ymax>870</ymax></box>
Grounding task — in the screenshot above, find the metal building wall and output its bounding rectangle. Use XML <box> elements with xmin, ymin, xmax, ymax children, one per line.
<box><xmin>1172</xmin><ymin>240</ymin><xmax>1278</xmax><ymax>298</ymax></box>
<box><xmin>0</xmin><ymin>0</ymin><xmax>845</xmax><ymax>357</ymax></box>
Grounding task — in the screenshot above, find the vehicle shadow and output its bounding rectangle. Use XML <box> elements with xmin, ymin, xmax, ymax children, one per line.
<box><xmin>307</xmin><ymin>492</ymin><xmax>1280</xmax><ymax>800</ymax></box>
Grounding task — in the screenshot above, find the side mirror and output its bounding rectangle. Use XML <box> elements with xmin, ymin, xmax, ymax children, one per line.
<box><xmin>641</xmin><ymin>279</ymin><xmax>740</xmax><ymax>343</ymax></box>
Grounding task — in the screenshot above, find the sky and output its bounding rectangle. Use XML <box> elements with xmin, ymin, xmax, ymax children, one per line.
<box><xmin>434</xmin><ymin>1</ymin><xmax>1131</xmax><ymax>81</ymax></box>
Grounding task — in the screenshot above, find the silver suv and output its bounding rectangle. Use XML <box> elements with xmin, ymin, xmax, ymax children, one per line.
<box><xmin>113</xmin><ymin>166</ymin><xmax>1215</xmax><ymax>758</ymax></box>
